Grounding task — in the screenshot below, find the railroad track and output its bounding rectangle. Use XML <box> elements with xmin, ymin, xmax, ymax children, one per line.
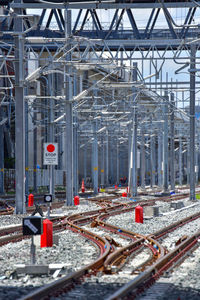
<box><xmin>106</xmin><ymin>231</ymin><xmax>200</xmax><ymax>300</ymax></box>
<box><xmin>16</xmin><ymin>193</ymin><xmax>200</xmax><ymax>300</ymax></box>
<box><xmin>0</xmin><ymin>185</ymin><xmax>196</xmax><ymax>219</ymax></box>
<box><xmin>0</xmin><ymin>194</ymin><xmax>121</xmax><ymax>216</ymax></box>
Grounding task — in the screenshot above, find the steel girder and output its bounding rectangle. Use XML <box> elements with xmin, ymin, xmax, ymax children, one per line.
<box><xmin>1</xmin><ymin>3</ymin><xmax>200</xmax><ymax>51</ymax></box>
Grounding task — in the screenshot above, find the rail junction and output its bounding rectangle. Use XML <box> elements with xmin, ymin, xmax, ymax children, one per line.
<box><xmin>1</xmin><ymin>0</ymin><xmax>200</xmax><ymax>299</ymax></box>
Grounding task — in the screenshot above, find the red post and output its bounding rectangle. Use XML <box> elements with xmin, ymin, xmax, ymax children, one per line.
<box><xmin>81</xmin><ymin>179</ymin><xmax>85</xmax><ymax>193</ymax></box>
<box><xmin>74</xmin><ymin>195</ymin><xmax>80</xmax><ymax>205</ymax></box>
<box><xmin>135</xmin><ymin>206</ymin><xmax>143</xmax><ymax>223</ymax></box>
<box><xmin>122</xmin><ymin>192</ymin><xmax>127</xmax><ymax>197</ymax></box>
<box><xmin>41</xmin><ymin>219</ymin><xmax>53</xmax><ymax>247</ymax></box>
<box><xmin>115</xmin><ymin>185</ymin><xmax>118</xmax><ymax>189</ymax></box>
<box><xmin>28</xmin><ymin>194</ymin><xmax>34</xmax><ymax>207</ymax></box>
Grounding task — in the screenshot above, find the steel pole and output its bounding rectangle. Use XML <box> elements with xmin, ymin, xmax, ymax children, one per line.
<box><xmin>65</xmin><ymin>9</ymin><xmax>73</xmax><ymax>206</ymax></box>
<box><xmin>33</xmin><ymin>110</ymin><xmax>37</xmax><ymax>193</ymax></box>
<box><xmin>158</xmin><ymin>129</ymin><xmax>163</xmax><ymax>187</ymax></box>
<box><xmin>116</xmin><ymin>140</ymin><xmax>119</xmax><ymax>184</ymax></box>
<box><xmin>0</xmin><ymin>109</ymin><xmax>4</xmax><ymax>194</ymax></box>
<box><xmin>140</xmin><ymin>128</ymin><xmax>145</xmax><ymax>189</ymax></box>
<box><xmin>170</xmin><ymin>93</ymin><xmax>175</xmax><ymax>191</ymax></box>
<box><xmin>49</xmin><ymin>73</ymin><xmax>55</xmax><ymax>199</ymax></box>
<box><xmin>101</xmin><ymin>136</ymin><xmax>105</xmax><ymax>187</ymax></box>
<box><xmin>106</xmin><ymin>131</ymin><xmax>109</xmax><ymax>186</ymax></box>
<box><xmin>25</xmin><ymin>101</ymin><xmax>29</xmax><ymax>196</ymax></box>
<box><xmin>14</xmin><ymin>0</ymin><xmax>26</xmax><ymax>213</ymax></box>
<box><xmin>93</xmin><ymin>120</ymin><xmax>98</xmax><ymax>194</ymax></box>
<box><xmin>83</xmin><ymin>142</ymin><xmax>87</xmax><ymax>184</ymax></box>
<box><xmin>73</xmin><ymin>73</ymin><xmax>78</xmax><ymax>196</ymax></box>
<box><xmin>132</xmin><ymin>63</ymin><xmax>137</xmax><ymax>197</ymax></box>
<box><xmin>179</xmin><ymin>136</ymin><xmax>183</xmax><ymax>185</ymax></box>
<box><xmin>151</xmin><ymin>133</ymin><xmax>156</xmax><ymax>187</ymax></box>
<box><xmin>163</xmin><ymin>91</ymin><xmax>169</xmax><ymax>192</ymax></box>
<box><xmin>189</xmin><ymin>44</ymin><xmax>196</xmax><ymax>200</ymax></box>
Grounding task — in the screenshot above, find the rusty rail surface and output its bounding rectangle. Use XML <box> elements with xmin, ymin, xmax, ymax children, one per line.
<box><xmin>2</xmin><ymin>192</ymin><xmax>199</xmax><ymax>300</ymax></box>
<box><xmin>106</xmin><ymin>232</ymin><xmax>200</xmax><ymax>300</ymax></box>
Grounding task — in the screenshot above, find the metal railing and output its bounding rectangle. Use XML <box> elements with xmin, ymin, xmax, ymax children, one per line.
<box><xmin>4</xmin><ymin>169</ymin><xmax>65</xmax><ymax>192</ymax></box>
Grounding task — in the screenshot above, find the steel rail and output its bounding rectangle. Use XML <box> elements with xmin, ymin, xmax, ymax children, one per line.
<box><xmin>20</xmin><ymin>234</ymin><xmax>111</xmax><ymax>300</ymax></box>
<box><xmin>106</xmin><ymin>232</ymin><xmax>200</xmax><ymax>300</ymax></box>
<box><xmin>93</xmin><ymin>203</ymin><xmax>200</xmax><ymax>273</ymax></box>
<box><xmin>11</xmin><ymin>193</ymin><xmax>200</xmax><ymax>299</ymax></box>
<box><xmin>20</xmin><ymin>223</ymin><xmax>112</xmax><ymax>300</ymax></box>
<box><xmin>94</xmin><ymin>209</ymin><xmax>165</xmax><ymax>271</ymax></box>
<box><xmin>149</xmin><ymin>210</ymin><xmax>200</xmax><ymax>239</ymax></box>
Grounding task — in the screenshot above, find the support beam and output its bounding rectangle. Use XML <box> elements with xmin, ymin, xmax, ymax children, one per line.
<box><xmin>140</xmin><ymin>128</ymin><xmax>145</xmax><ymax>189</ymax></box>
<box><xmin>131</xmin><ymin>62</ymin><xmax>138</xmax><ymax>197</ymax></box>
<box><xmin>25</xmin><ymin>101</ymin><xmax>29</xmax><ymax>196</ymax></box>
<box><xmin>163</xmin><ymin>91</ymin><xmax>169</xmax><ymax>192</ymax></box>
<box><xmin>190</xmin><ymin>44</ymin><xmax>196</xmax><ymax>200</ymax></box>
<box><xmin>105</xmin><ymin>131</ymin><xmax>109</xmax><ymax>186</ymax></box>
<box><xmin>14</xmin><ymin>0</ymin><xmax>26</xmax><ymax>213</ymax></box>
<box><xmin>33</xmin><ymin>110</ymin><xmax>37</xmax><ymax>193</ymax></box>
<box><xmin>73</xmin><ymin>73</ymin><xmax>78</xmax><ymax>196</ymax></box>
<box><xmin>187</xmin><ymin>139</ymin><xmax>190</xmax><ymax>185</ymax></box>
<box><xmin>158</xmin><ymin>127</ymin><xmax>163</xmax><ymax>187</ymax></box>
<box><xmin>0</xmin><ymin>109</ymin><xmax>4</xmax><ymax>194</ymax></box>
<box><xmin>150</xmin><ymin>131</ymin><xmax>156</xmax><ymax>187</ymax></box>
<box><xmin>49</xmin><ymin>73</ymin><xmax>55</xmax><ymax>199</ymax></box>
<box><xmin>116</xmin><ymin>140</ymin><xmax>119</xmax><ymax>185</ymax></box>
<box><xmin>83</xmin><ymin>141</ymin><xmax>87</xmax><ymax>185</ymax></box>
<box><xmin>92</xmin><ymin>120</ymin><xmax>98</xmax><ymax>194</ymax></box>
<box><xmin>179</xmin><ymin>136</ymin><xmax>183</xmax><ymax>185</ymax></box>
<box><xmin>170</xmin><ymin>93</ymin><xmax>175</xmax><ymax>191</ymax></box>
<box><xmin>65</xmin><ymin>9</ymin><xmax>73</xmax><ymax>206</ymax></box>
<box><xmin>100</xmin><ymin>136</ymin><xmax>104</xmax><ymax>188</ymax></box>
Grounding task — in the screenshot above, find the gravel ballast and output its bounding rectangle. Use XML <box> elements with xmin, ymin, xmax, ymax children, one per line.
<box><xmin>0</xmin><ymin>194</ymin><xmax>200</xmax><ymax>299</ymax></box>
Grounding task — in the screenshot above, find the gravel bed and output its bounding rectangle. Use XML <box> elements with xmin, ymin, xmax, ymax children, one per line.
<box><xmin>107</xmin><ymin>198</ymin><xmax>200</xmax><ymax>300</ymax></box>
<box><xmin>1</xmin><ymin>195</ymin><xmax>200</xmax><ymax>300</ymax></box>
<box><xmin>0</xmin><ymin>227</ymin><xmax>98</xmax><ymax>299</ymax></box>
<box><xmin>107</xmin><ymin>198</ymin><xmax>200</xmax><ymax>236</ymax></box>
<box><xmin>50</xmin><ymin>248</ymin><xmax>152</xmax><ymax>300</ymax></box>
<box><xmin>0</xmin><ymin>200</ymin><xmax>100</xmax><ymax>300</ymax></box>
<box><xmin>0</xmin><ymin>199</ymin><xmax>99</xmax><ymax>229</ymax></box>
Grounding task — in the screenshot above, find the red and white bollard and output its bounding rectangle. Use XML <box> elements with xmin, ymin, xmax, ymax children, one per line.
<box><xmin>122</xmin><ymin>192</ymin><xmax>127</xmax><ymax>197</ymax></box>
<box><xmin>74</xmin><ymin>195</ymin><xmax>80</xmax><ymax>205</ymax></box>
<box><xmin>41</xmin><ymin>219</ymin><xmax>53</xmax><ymax>247</ymax></box>
<box><xmin>135</xmin><ymin>205</ymin><xmax>143</xmax><ymax>223</ymax></box>
<box><xmin>28</xmin><ymin>193</ymin><xmax>34</xmax><ymax>207</ymax></box>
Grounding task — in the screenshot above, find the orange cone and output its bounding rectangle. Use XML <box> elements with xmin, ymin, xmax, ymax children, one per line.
<box><xmin>81</xmin><ymin>179</ymin><xmax>85</xmax><ymax>193</ymax></box>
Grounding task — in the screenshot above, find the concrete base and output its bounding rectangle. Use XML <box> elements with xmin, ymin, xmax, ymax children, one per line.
<box><xmin>170</xmin><ymin>201</ymin><xmax>184</xmax><ymax>210</ymax></box>
<box><xmin>144</xmin><ymin>206</ymin><xmax>159</xmax><ymax>217</ymax></box>
<box><xmin>15</xmin><ymin>263</ymin><xmax>66</xmax><ymax>275</ymax></box>
<box><xmin>155</xmin><ymin>191</ymin><xmax>171</xmax><ymax>197</ymax></box>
